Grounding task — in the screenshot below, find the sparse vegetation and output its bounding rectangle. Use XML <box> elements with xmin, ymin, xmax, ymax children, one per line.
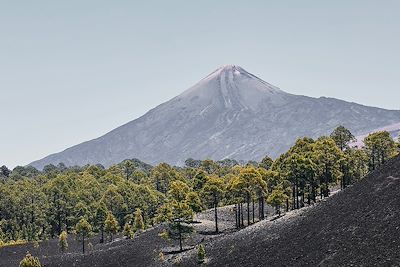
<box><xmin>197</xmin><ymin>244</ymin><xmax>206</xmax><ymax>263</ymax></box>
<box><xmin>75</xmin><ymin>218</ymin><xmax>92</xmax><ymax>254</ymax></box>
<box><xmin>19</xmin><ymin>253</ymin><xmax>41</xmax><ymax>267</ymax></box>
<box><xmin>104</xmin><ymin>213</ymin><xmax>119</xmax><ymax>242</ymax></box>
<box><xmin>123</xmin><ymin>222</ymin><xmax>134</xmax><ymax>239</ymax></box>
<box><xmin>134</xmin><ymin>208</ymin><xmax>145</xmax><ymax>232</ymax></box>
<box><xmin>0</xmin><ymin>127</ymin><xmax>398</xmax><ymax>266</ymax></box>
<box><xmin>58</xmin><ymin>231</ymin><xmax>68</xmax><ymax>252</ymax></box>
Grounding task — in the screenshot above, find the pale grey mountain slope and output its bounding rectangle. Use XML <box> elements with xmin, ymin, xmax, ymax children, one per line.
<box><xmin>30</xmin><ymin>65</ymin><xmax>400</xmax><ymax>169</ymax></box>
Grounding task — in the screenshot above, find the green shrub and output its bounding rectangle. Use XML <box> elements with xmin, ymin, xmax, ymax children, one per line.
<box><xmin>197</xmin><ymin>244</ymin><xmax>206</xmax><ymax>263</ymax></box>
<box><xmin>58</xmin><ymin>231</ymin><xmax>68</xmax><ymax>252</ymax></box>
<box><xmin>123</xmin><ymin>223</ymin><xmax>134</xmax><ymax>239</ymax></box>
<box><xmin>19</xmin><ymin>252</ymin><xmax>41</xmax><ymax>267</ymax></box>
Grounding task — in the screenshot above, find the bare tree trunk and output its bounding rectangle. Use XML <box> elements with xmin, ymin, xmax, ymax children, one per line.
<box><xmin>252</xmin><ymin>199</ymin><xmax>255</xmax><ymax>223</ymax></box>
<box><xmin>240</xmin><ymin>203</ymin><xmax>244</xmax><ymax>227</ymax></box>
<box><xmin>214</xmin><ymin>200</ymin><xmax>219</xmax><ymax>233</ymax></box>
<box><xmin>178</xmin><ymin>221</ymin><xmax>182</xmax><ymax>251</ymax></box>
<box><xmin>286</xmin><ymin>198</ymin><xmax>289</xmax><ymax>212</ymax></box>
<box><xmin>292</xmin><ymin>184</ymin><xmax>296</xmax><ymax>210</ymax></box>
<box><xmin>247</xmin><ymin>197</ymin><xmax>250</xmax><ymax>226</ymax></box>
<box><xmin>238</xmin><ymin>203</ymin><xmax>241</xmax><ymax>227</ymax></box>
<box><xmin>296</xmin><ymin>181</ymin><xmax>299</xmax><ymax>209</ymax></box>
<box><xmin>235</xmin><ymin>204</ymin><xmax>238</xmax><ymax>229</ymax></box>
<box><xmin>261</xmin><ymin>197</ymin><xmax>265</xmax><ymax>219</ymax></box>
<box><xmin>82</xmin><ymin>234</ymin><xmax>85</xmax><ymax>254</ymax></box>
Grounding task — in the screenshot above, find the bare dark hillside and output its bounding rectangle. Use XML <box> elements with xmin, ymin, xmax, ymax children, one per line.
<box><xmin>179</xmin><ymin>155</ymin><xmax>400</xmax><ymax>266</ymax></box>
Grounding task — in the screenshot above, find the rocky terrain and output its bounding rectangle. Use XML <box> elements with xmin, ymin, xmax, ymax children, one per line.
<box><xmin>179</xmin><ymin>155</ymin><xmax>400</xmax><ymax>266</ymax></box>
<box><xmin>30</xmin><ymin>65</ymin><xmax>400</xmax><ymax>169</ymax></box>
<box><xmin>2</xmin><ymin>156</ymin><xmax>400</xmax><ymax>266</ymax></box>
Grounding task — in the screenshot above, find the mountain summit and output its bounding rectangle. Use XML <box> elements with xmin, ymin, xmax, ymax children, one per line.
<box><xmin>178</xmin><ymin>65</ymin><xmax>287</xmax><ymax>111</ymax></box>
<box><xmin>30</xmin><ymin>65</ymin><xmax>400</xmax><ymax>169</ymax></box>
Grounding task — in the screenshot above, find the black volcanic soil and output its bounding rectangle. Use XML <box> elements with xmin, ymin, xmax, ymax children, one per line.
<box><xmin>179</xmin><ymin>155</ymin><xmax>400</xmax><ymax>266</ymax></box>
<box><xmin>0</xmin><ymin>204</ymin><xmax>273</xmax><ymax>267</ymax></box>
<box><xmin>1</xmin><ymin>156</ymin><xmax>400</xmax><ymax>267</ymax></box>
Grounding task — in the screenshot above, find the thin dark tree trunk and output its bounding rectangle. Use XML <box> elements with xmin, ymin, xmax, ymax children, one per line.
<box><xmin>178</xmin><ymin>221</ymin><xmax>182</xmax><ymax>251</ymax></box>
<box><xmin>286</xmin><ymin>198</ymin><xmax>289</xmax><ymax>212</ymax></box>
<box><xmin>31</xmin><ymin>198</ymin><xmax>34</xmax><ymax>224</ymax></box>
<box><xmin>100</xmin><ymin>229</ymin><xmax>104</xmax><ymax>243</ymax></box>
<box><xmin>235</xmin><ymin>203</ymin><xmax>238</xmax><ymax>229</ymax></box>
<box><xmin>320</xmin><ymin>186</ymin><xmax>323</xmax><ymax>199</ymax></box>
<box><xmin>238</xmin><ymin>203</ymin><xmax>241</xmax><ymax>227</ymax></box>
<box><xmin>237</xmin><ymin>203</ymin><xmax>239</xmax><ymax>227</ymax></box>
<box><xmin>240</xmin><ymin>203</ymin><xmax>244</xmax><ymax>227</ymax></box>
<box><xmin>234</xmin><ymin>204</ymin><xmax>237</xmax><ymax>229</ymax></box>
<box><xmin>340</xmin><ymin>172</ymin><xmax>343</xmax><ymax>189</ymax></box>
<box><xmin>214</xmin><ymin>198</ymin><xmax>218</xmax><ymax>233</ymax></box>
<box><xmin>292</xmin><ymin>184</ymin><xmax>296</xmax><ymax>210</ymax></box>
<box><xmin>296</xmin><ymin>180</ymin><xmax>299</xmax><ymax>209</ymax></box>
<box><xmin>247</xmin><ymin>197</ymin><xmax>250</xmax><ymax>226</ymax></box>
<box><xmin>82</xmin><ymin>234</ymin><xmax>85</xmax><ymax>254</ymax></box>
<box><xmin>262</xmin><ymin>196</ymin><xmax>265</xmax><ymax>219</ymax></box>
<box><xmin>252</xmin><ymin>200</ymin><xmax>255</xmax><ymax>223</ymax></box>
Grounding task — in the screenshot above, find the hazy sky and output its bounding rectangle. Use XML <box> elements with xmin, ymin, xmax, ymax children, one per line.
<box><xmin>1</xmin><ymin>0</ymin><xmax>399</xmax><ymax>168</ymax></box>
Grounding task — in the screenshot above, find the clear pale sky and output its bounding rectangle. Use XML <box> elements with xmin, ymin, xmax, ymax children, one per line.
<box><xmin>1</xmin><ymin>0</ymin><xmax>399</xmax><ymax>168</ymax></box>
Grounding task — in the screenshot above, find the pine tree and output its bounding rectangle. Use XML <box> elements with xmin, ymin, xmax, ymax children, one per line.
<box><xmin>134</xmin><ymin>208</ymin><xmax>145</xmax><ymax>232</ymax></box>
<box><xmin>197</xmin><ymin>244</ymin><xmax>206</xmax><ymax>263</ymax></box>
<box><xmin>95</xmin><ymin>203</ymin><xmax>108</xmax><ymax>243</ymax></box>
<box><xmin>123</xmin><ymin>222</ymin><xmax>133</xmax><ymax>239</ymax></box>
<box><xmin>104</xmin><ymin>213</ymin><xmax>119</xmax><ymax>242</ymax></box>
<box><xmin>314</xmin><ymin>137</ymin><xmax>344</xmax><ymax>198</ymax></box>
<box><xmin>364</xmin><ymin>131</ymin><xmax>396</xmax><ymax>170</ymax></box>
<box><xmin>122</xmin><ymin>160</ymin><xmax>135</xmax><ymax>180</ymax></box>
<box><xmin>185</xmin><ymin>191</ymin><xmax>203</xmax><ymax>213</ymax></box>
<box><xmin>75</xmin><ymin>218</ymin><xmax>92</xmax><ymax>254</ymax></box>
<box><xmin>259</xmin><ymin>156</ymin><xmax>273</xmax><ymax>170</ymax></box>
<box><xmin>58</xmin><ymin>231</ymin><xmax>68</xmax><ymax>252</ymax></box>
<box><xmin>330</xmin><ymin>125</ymin><xmax>355</xmax><ymax>151</ymax></box>
<box><xmin>201</xmin><ymin>175</ymin><xmax>225</xmax><ymax>233</ymax></box>
<box><xmin>267</xmin><ymin>188</ymin><xmax>288</xmax><ymax>217</ymax></box>
<box><xmin>156</xmin><ymin>181</ymin><xmax>194</xmax><ymax>251</ymax></box>
<box><xmin>19</xmin><ymin>252</ymin><xmax>41</xmax><ymax>267</ymax></box>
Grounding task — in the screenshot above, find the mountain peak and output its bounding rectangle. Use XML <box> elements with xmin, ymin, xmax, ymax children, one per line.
<box><xmin>29</xmin><ymin>65</ymin><xmax>400</xmax><ymax>170</ymax></box>
<box><xmin>218</xmin><ymin>64</ymin><xmax>243</xmax><ymax>70</ymax></box>
<box><xmin>179</xmin><ymin>65</ymin><xmax>285</xmax><ymax>108</ymax></box>
<box><xmin>211</xmin><ymin>64</ymin><xmax>249</xmax><ymax>77</ymax></box>
<box><xmin>204</xmin><ymin>65</ymin><xmax>281</xmax><ymax>93</ymax></box>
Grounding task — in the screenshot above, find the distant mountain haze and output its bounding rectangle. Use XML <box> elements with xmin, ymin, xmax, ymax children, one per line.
<box><xmin>30</xmin><ymin>65</ymin><xmax>400</xmax><ymax>169</ymax></box>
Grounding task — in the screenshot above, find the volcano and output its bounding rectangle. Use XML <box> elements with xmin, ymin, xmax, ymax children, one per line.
<box><xmin>30</xmin><ymin>65</ymin><xmax>400</xmax><ymax>169</ymax></box>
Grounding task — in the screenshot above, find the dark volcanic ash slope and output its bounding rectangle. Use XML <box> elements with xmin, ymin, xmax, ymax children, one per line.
<box><xmin>30</xmin><ymin>65</ymin><xmax>400</xmax><ymax>169</ymax></box>
<box><xmin>181</xmin><ymin>155</ymin><xmax>400</xmax><ymax>267</ymax></box>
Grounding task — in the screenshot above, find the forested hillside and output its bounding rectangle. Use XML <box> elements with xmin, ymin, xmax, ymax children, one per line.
<box><xmin>0</xmin><ymin>127</ymin><xmax>399</xmax><ymax>266</ymax></box>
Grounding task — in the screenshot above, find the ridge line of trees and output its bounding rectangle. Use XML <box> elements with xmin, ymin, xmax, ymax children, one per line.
<box><xmin>0</xmin><ymin>127</ymin><xmax>398</xmax><ymax>252</ymax></box>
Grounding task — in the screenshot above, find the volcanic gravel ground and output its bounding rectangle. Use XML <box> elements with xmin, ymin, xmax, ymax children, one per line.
<box><xmin>179</xmin><ymin>155</ymin><xmax>400</xmax><ymax>266</ymax></box>
<box><xmin>0</xmin><ymin>203</ymin><xmax>273</xmax><ymax>266</ymax></box>
<box><xmin>2</xmin><ymin>156</ymin><xmax>399</xmax><ymax>266</ymax></box>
